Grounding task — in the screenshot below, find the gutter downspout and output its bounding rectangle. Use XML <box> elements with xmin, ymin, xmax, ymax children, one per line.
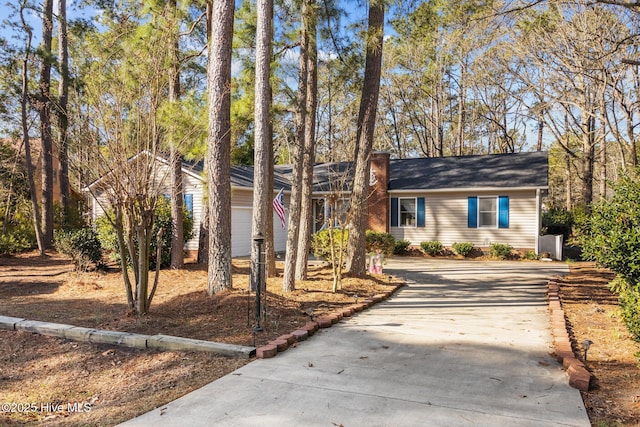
<box><xmin>535</xmin><ymin>188</ymin><xmax>541</xmax><ymax>255</ymax></box>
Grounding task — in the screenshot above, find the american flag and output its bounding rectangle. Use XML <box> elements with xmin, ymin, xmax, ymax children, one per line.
<box><xmin>272</xmin><ymin>188</ymin><xmax>286</xmax><ymax>229</ymax></box>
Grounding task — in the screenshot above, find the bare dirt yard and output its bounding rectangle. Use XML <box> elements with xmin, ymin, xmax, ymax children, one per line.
<box><xmin>0</xmin><ymin>254</ymin><xmax>638</xmax><ymax>426</ymax></box>
<box><xmin>558</xmin><ymin>262</ymin><xmax>640</xmax><ymax>426</ymax></box>
<box><xmin>0</xmin><ymin>252</ymin><xmax>397</xmax><ymax>426</ymax></box>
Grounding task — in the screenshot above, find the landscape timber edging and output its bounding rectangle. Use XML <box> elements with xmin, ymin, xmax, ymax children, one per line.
<box><xmin>0</xmin><ymin>315</ymin><xmax>255</xmax><ymax>359</ymax></box>
<box><xmin>0</xmin><ymin>279</ymin><xmax>405</xmax><ymax>361</ymax></box>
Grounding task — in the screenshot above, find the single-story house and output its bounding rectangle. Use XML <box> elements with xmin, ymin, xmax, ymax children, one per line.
<box><xmin>84</xmin><ymin>153</ymin><xmax>290</xmax><ymax>257</ymax></box>
<box><xmin>295</xmin><ymin>151</ymin><xmax>548</xmax><ymax>253</ymax></box>
<box><xmin>368</xmin><ymin>151</ymin><xmax>548</xmax><ymax>252</ymax></box>
<box><xmin>86</xmin><ymin>150</ymin><xmax>548</xmax><ymax>257</ymax></box>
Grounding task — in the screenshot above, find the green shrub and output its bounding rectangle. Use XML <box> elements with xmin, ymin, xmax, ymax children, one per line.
<box><xmin>394</xmin><ymin>239</ymin><xmax>411</xmax><ymax>255</ymax></box>
<box><xmin>0</xmin><ymin>200</ymin><xmax>36</xmax><ymax>255</ymax></box>
<box><xmin>611</xmin><ymin>278</ymin><xmax>640</xmax><ymax>340</ymax></box>
<box><xmin>542</xmin><ymin>208</ymin><xmax>573</xmax><ymax>241</ymax></box>
<box><xmin>54</xmin><ymin>199</ymin><xmax>87</xmax><ymax>232</ymax></box>
<box><xmin>95</xmin><ymin>197</ymin><xmax>194</xmax><ymax>269</ymax></box>
<box><xmin>55</xmin><ymin>227</ymin><xmax>103</xmax><ymax>271</ymax></box>
<box><xmin>524</xmin><ymin>250</ymin><xmax>539</xmax><ymax>260</ymax></box>
<box><xmin>420</xmin><ymin>240</ymin><xmax>443</xmax><ymax>256</ymax></box>
<box><xmin>578</xmin><ymin>172</ymin><xmax>640</xmax><ymax>285</ymax></box>
<box><xmin>0</xmin><ymin>233</ymin><xmax>32</xmax><ymax>254</ymax></box>
<box><xmin>311</xmin><ymin>228</ymin><xmax>348</xmax><ymax>266</ymax></box>
<box><xmin>452</xmin><ymin>242</ymin><xmax>475</xmax><ymax>257</ymax></box>
<box><xmin>365</xmin><ymin>230</ymin><xmax>395</xmax><ymax>257</ymax></box>
<box><xmin>489</xmin><ymin>243</ymin><xmax>513</xmax><ymax>260</ymax></box>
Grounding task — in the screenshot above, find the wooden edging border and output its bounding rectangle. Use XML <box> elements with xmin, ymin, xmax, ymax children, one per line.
<box><xmin>0</xmin><ymin>316</ymin><xmax>255</xmax><ymax>358</ymax></box>
<box><xmin>547</xmin><ymin>280</ymin><xmax>592</xmax><ymax>392</ymax></box>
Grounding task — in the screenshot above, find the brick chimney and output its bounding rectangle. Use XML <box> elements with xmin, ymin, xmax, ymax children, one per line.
<box><xmin>367</xmin><ymin>152</ymin><xmax>390</xmax><ymax>232</ymax></box>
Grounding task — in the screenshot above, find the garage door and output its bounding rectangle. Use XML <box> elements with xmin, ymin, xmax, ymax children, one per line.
<box><xmin>231</xmin><ymin>207</ymin><xmax>252</xmax><ymax>257</ymax></box>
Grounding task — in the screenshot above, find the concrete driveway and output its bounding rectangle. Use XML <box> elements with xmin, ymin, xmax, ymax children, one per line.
<box><xmin>120</xmin><ymin>258</ymin><xmax>590</xmax><ymax>427</ymax></box>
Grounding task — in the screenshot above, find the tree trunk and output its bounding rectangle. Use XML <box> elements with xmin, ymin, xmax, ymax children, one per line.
<box><xmin>251</xmin><ymin>0</ymin><xmax>272</xmax><ymax>291</ymax></box>
<box><xmin>296</xmin><ymin>0</ymin><xmax>318</xmax><ymax>281</ymax></box>
<box><xmin>207</xmin><ymin>0</ymin><xmax>235</xmax><ymax>295</ymax></box>
<box><xmin>265</xmin><ymin>3</ymin><xmax>276</xmax><ymax>278</ymax></box>
<box><xmin>57</xmin><ymin>0</ymin><xmax>70</xmax><ymax>222</ymax></box>
<box><xmin>39</xmin><ymin>0</ymin><xmax>55</xmax><ymax>249</ymax></box>
<box><xmin>346</xmin><ymin>1</ymin><xmax>384</xmax><ymax>275</ymax></box>
<box><xmin>456</xmin><ymin>60</ymin><xmax>465</xmax><ymax>156</ymax></box>
<box><xmin>283</xmin><ymin>0</ymin><xmax>308</xmax><ymax>292</ymax></box>
<box><xmin>582</xmin><ymin>114</ymin><xmax>595</xmax><ymax>210</ymax></box>
<box><xmin>169</xmin><ymin>0</ymin><xmax>185</xmax><ymax>269</ymax></box>
<box><xmin>197</xmin><ymin>200</ymin><xmax>209</xmax><ymax>264</ymax></box>
<box><xmin>19</xmin><ymin>7</ymin><xmax>45</xmax><ymax>254</ymax></box>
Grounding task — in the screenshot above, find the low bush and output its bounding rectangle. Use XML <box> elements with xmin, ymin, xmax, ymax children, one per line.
<box><xmin>55</xmin><ymin>227</ymin><xmax>103</xmax><ymax>271</ymax></box>
<box><xmin>524</xmin><ymin>250</ymin><xmax>539</xmax><ymax>260</ymax></box>
<box><xmin>0</xmin><ymin>233</ymin><xmax>32</xmax><ymax>255</ymax></box>
<box><xmin>542</xmin><ymin>208</ymin><xmax>573</xmax><ymax>241</ymax></box>
<box><xmin>452</xmin><ymin>242</ymin><xmax>475</xmax><ymax>257</ymax></box>
<box><xmin>611</xmin><ymin>278</ymin><xmax>640</xmax><ymax>340</ymax></box>
<box><xmin>0</xmin><ymin>200</ymin><xmax>36</xmax><ymax>255</ymax></box>
<box><xmin>365</xmin><ymin>230</ymin><xmax>395</xmax><ymax>257</ymax></box>
<box><xmin>311</xmin><ymin>228</ymin><xmax>348</xmax><ymax>266</ymax></box>
<box><xmin>394</xmin><ymin>239</ymin><xmax>411</xmax><ymax>255</ymax></box>
<box><xmin>489</xmin><ymin>243</ymin><xmax>513</xmax><ymax>260</ymax></box>
<box><xmin>420</xmin><ymin>240</ymin><xmax>443</xmax><ymax>256</ymax></box>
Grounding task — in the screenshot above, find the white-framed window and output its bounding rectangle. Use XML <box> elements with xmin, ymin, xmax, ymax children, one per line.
<box><xmin>313</xmin><ymin>197</ymin><xmax>350</xmax><ymax>231</ymax></box>
<box><xmin>478</xmin><ymin>197</ymin><xmax>497</xmax><ymax>228</ymax></box>
<box><xmin>390</xmin><ymin>197</ymin><xmax>425</xmax><ymax>228</ymax></box>
<box><xmin>399</xmin><ymin>197</ymin><xmax>417</xmax><ymax>227</ymax></box>
<box><xmin>312</xmin><ymin>198</ymin><xmax>325</xmax><ymax>233</ymax></box>
<box><xmin>468</xmin><ymin>195</ymin><xmax>509</xmax><ymax>229</ymax></box>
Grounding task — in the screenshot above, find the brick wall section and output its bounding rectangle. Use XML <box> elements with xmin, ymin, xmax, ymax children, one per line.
<box><xmin>368</xmin><ymin>152</ymin><xmax>390</xmax><ymax>232</ymax></box>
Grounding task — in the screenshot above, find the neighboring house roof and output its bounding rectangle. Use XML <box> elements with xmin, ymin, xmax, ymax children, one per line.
<box><xmin>388</xmin><ymin>151</ymin><xmax>548</xmax><ymax>191</ymax></box>
<box><xmin>85</xmin><ymin>152</ymin><xmax>291</xmax><ymax>192</ymax></box>
<box><xmin>188</xmin><ymin>160</ymin><xmax>292</xmax><ymax>191</ymax></box>
<box><xmin>275</xmin><ymin>162</ymin><xmax>353</xmax><ymax>193</ymax></box>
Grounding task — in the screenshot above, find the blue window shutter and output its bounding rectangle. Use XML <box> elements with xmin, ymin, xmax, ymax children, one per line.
<box><xmin>498</xmin><ymin>196</ymin><xmax>509</xmax><ymax>228</ymax></box>
<box><xmin>183</xmin><ymin>194</ymin><xmax>194</xmax><ymax>217</ymax></box>
<box><xmin>417</xmin><ymin>197</ymin><xmax>425</xmax><ymax>227</ymax></box>
<box><xmin>468</xmin><ymin>197</ymin><xmax>478</xmax><ymax>228</ymax></box>
<box><xmin>390</xmin><ymin>197</ymin><xmax>398</xmax><ymax>227</ymax></box>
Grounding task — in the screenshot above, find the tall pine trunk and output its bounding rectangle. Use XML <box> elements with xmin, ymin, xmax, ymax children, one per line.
<box><xmin>296</xmin><ymin>0</ymin><xmax>318</xmax><ymax>281</ymax></box>
<box><xmin>252</xmin><ymin>0</ymin><xmax>273</xmax><ymax>291</ymax></box>
<box><xmin>19</xmin><ymin>7</ymin><xmax>45</xmax><ymax>254</ymax></box>
<box><xmin>168</xmin><ymin>0</ymin><xmax>184</xmax><ymax>269</ymax></box>
<box><xmin>39</xmin><ymin>0</ymin><xmax>55</xmax><ymax>250</ymax></box>
<box><xmin>206</xmin><ymin>0</ymin><xmax>235</xmax><ymax>295</ymax></box>
<box><xmin>346</xmin><ymin>1</ymin><xmax>384</xmax><ymax>275</ymax></box>
<box><xmin>283</xmin><ymin>0</ymin><xmax>308</xmax><ymax>292</ymax></box>
<box><xmin>57</xmin><ymin>0</ymin><xmax>70</xmax><ymax>222</ymax></box>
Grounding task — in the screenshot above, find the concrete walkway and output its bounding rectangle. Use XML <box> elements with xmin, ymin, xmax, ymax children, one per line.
<box><xmin>120</xmin><ymin>258</ymin><xmax>590</xmax><ymax>427</ymax></box>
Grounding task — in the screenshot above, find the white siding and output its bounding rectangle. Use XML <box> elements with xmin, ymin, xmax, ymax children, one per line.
<box><xmin>232</xmin><ymin>188</ymin><xmax>289</xmax><ymax>256</ymax></box>
<box><xmin>390</xmin><ymin>190</ymin><xmax>539</xmax><ymax>250</ymax></box>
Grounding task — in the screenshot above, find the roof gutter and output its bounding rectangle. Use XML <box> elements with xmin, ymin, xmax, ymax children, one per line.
<box><xmin>388</xmin><ymin>186</ymin><xmax>548</xmax><ymax>194</ymax></box>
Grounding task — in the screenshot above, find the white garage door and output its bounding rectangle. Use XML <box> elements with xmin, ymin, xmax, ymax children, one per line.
<box><xmin>231</xmin><ymin>206</ymin><xmax>289</xmax><ymax>257</ymax></box>
<box><xmin>231</xmin><ymin>207</ymin><xmax>253</xmax><ymax>257</ymax></box>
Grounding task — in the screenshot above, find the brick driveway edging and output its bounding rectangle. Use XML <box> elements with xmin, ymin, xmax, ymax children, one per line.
<box><xmin>548</xmin><ymin>280</ymin><xmax>592</xmax><ymax>392</ymax></box>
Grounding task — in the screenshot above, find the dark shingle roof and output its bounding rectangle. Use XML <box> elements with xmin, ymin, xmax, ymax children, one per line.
<box><xmin>388</xmin><ymin>151</ymin><xmax>548</xmax><ymax>191</ymax></box>
<box><xmin>185</xmin><ymin>160</ymin><xmax>291</xmax><ymax>191</ymax></box>
<box><xmin>185</xmin><ymin>152</ymin><xmax>547</xmax><ymax>193</ymax></box>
